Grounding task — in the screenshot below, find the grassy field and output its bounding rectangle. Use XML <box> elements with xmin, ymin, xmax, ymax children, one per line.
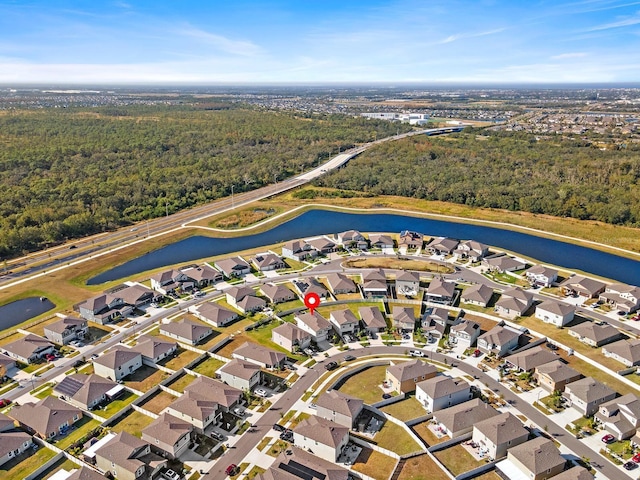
<box><xmin>39</xmin><ymin>457</ymin><xmax>80</xmax><ymax>480</ymax></box>
<box><xmin>380</xmin><ymin>396</ymin><xmax>427</xmax><ymax>421</ymax></box>
<box><xmin>351</xmin><ymin>448</ymin><xmax>397</xmax><ymax>480</ymax></box>
<box><xmin>434</xmin><ymin>444</ymin><xmax>482</xmax><ymax>476</ymax></box>
<box><xmin>471</xmin><ymin>471</ymin><xmax>503</xmax><ymax>480</ymax></box>
<box><xmin>191</xmin><ymin>356</ymin><xmax>226</xmax><ymax>377</ymax></box>
<box><xmin>397</xmin><ymin>453</ymin><xmax>451</xmax><ymax>480</ymax></box>
<box><xmin>95</xmin><ymin>391</ymin><xmax>139</xmax><ymax>418</ymax></box>
<box><xmin>0</xmin><ymin>445</ymin><xmax>57</xmax><ymax>480</ymax></box>
<box><xmin>109</xmin><ymin>409</ymin><xmax>155</xmax><ymax>437</ymax></box>
<box><xmin>138</xmin><ymin>389</ymin><xmax>178</xmax><ymax>414</ymax></box>
<box><xmin>336</xmin><ymin>365</ymin><xmax>388</xmax><ymax>404</ymax></box>
<box><xmin>123</xmin><ymin>365</ymin><xmax>170</xmax><ymax>392</ymax></box>
<box><xmin>412</xmin><ymin>421</ymin><xmax>448</xmax><ymax>446</ymax></box>
<box><xmin>55</xmin><ymin>416</ymin><xmax>101</xmax><ymax>450</ymax></box>
<box><xmin>374</xmin><ymin>421</ymin><xmax>422</xmax><ymax>455</ymax></box>
<box><xmin>158</xmin><ymin>347</ymin><xmax>202</xmax><ymax>371</ymax></box>
<box><xmin>166</xmin><ymin>372</ymin><xmax>197</xmax><ymax>393</ymax></box>
<box><xmin>343</xmin><ymin>257</ymin><xmax>454</xmax><ymax>273</ymax></box>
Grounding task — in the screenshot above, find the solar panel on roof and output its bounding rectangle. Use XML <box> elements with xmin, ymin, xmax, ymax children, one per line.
<box><xmin>278</xmin><ymin>460</ymin><xmax>325</xmax><ymax>480</ymax></box>
<box><xmin>54</xmin><ymin>376</ymin><xmax>84</xmax><ymax>397</ymax></box>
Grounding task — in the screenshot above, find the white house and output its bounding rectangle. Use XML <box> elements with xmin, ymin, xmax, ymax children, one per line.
<box><xmin>416</xmin><ymin>376</ymin><xmax>472</xmax><ymax>413</ymax></box>
<box><xmin>292</xmin><ymin>416</ymin><xmax>349</xmax><ymax>463</ymax></box>
<box><xmin>534</xmin><ymin>300</ymin><xmax>575</xmax><ymax>327</ymax></box>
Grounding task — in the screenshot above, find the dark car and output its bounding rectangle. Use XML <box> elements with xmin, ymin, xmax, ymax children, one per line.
<box><xmin>344</xmin><ymin>355</ymin><xmax>356</xmax><ymax>361</ymax></box>
<box><xmin>273</xmin><ymin>424</ymin><xmax>285</xmax><ymax>432</ymax></box>
<box><xmin>546</xmin><ymin>342</ymin><xmax>558</xmax><ymax>351</ymax></box>
<box><xmin>382</xmin><ymin>393</ymin><xmax>392</xmax><ymax>399</ymax></box>
<box><xmin>325</xmin><ymin>361</ymin><xmax>339</xmax><ymax>371</ymax></box>
<box><xmin>624</xmin><ymin>461</ymin><xmax>637</xmax><ymax>470</ymax></box>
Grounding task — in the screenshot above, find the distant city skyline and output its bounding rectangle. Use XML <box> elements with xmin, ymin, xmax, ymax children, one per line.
<box><xmin>1</xmin><ymin>0</ymin><xmax>639</xmax><ymax>84</ymax></box>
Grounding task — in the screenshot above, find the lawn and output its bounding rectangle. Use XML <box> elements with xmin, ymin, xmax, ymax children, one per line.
<box><xmin>336</xmin><ymin>365</ymin><xmax>388</xmax><ymax>404</ymax></box>
<box><xmin>411</xmin><ymin>421</ymin><xmax>448</xmax><ymax>447</ymax></box>
<box><xmin>38</xmin><ymin>458</ymin><xmax>80</xmax><ymax>480</ymax></box>
<box><xmin>123</xmin><ymin>365</ymin><xmax>170</xmax><ymax>392</ymax></box>
<box><xmin>33</xmin><ymin>382</ymin><xmax>55</xmax><ymax>399</ymax></box>
<box><xmin>256</xmin><ymin>436</ymin><xmax>273</xmax><ymax>452</ymax></box>
<box><xmin>397</xmin><ymin>453</ymin><xmax>451</xmax><ymax>480</ymax></box>
<box><xmin>138</xmin><ymin>389</ymin><xmax>179</xmax><ymax>414</ymax></box>
<box><xmin>274</xmin><ymin>298</ymin><xmax>304</xmax><ymax>313</ymax></box>
<box><xmin>158</xmin><ymin>347</ymin><xmax>202</xmax><ymax>371</ymax></box>
<box><xmin>434</xmin><ymin>444</ymin><xmax>482</xmax><ymax>476</ymax></box>
<box><xmin>191</xmin><ymin>356</ymin><xmax>226</xmax><ymax>377</ymax></box>
<box><xmin>95</xmin><ymin>391</ymin><xmax>139</xmax><ymax>418</ymax></box>
<box><xmin>266</xmin><ymin>439</ymin><xmax>290</xmax><ymax>457</ymax></box>
<box><xmin>374</xmin><ymin>421</ymin><xmax>423</xmax><ymax>456</ymax></box>
<box><xmin>343</xmin><ymin>257</ymin><xmax>454</xmax><ymax>273</ymax></box>
<box><xmin>380</xmin><ymin>396</ymin><xmax>426</xmax><ymax>421</ymax></box>
<box><xmin>316</xmin><ymin>301</ymin><xmax>384</xmax><ymax>319</ymax></box>
<box><xmin>55</xmin><ymin>416</ymin><xmax>101</xmax><ymax>450</ymax></box>
<box><xmin>110</xmin><ymin>409</ymin><xmax>155</xmax><ymax>437</ymax></box>
<box><xmin>0</xmin><ymin>445</ymin><xmax>57</xmax><ymax>480</ymax></box>
<box><xmin>166</xmin><ymin>372</ymin><xmax>197</xmax><ymax>393</ymax></box>
<box><xmin>471</xmin><ymin>471</ymin><xmax>503</xmax><ymax>480</ymax></box>
<box><xmin>245</xmin><ymin>465</ymin><xmax>266</xmax><ymax>479</ymax></box>
<box><xmin>351</xmin><ymin>448</ymin><xmax>397</xmax><ymax>480</ymax></box>
<box><xmin>85</xmin><ymin>325</ymin><xmax>113</xmax><ymax>344</ymax></box>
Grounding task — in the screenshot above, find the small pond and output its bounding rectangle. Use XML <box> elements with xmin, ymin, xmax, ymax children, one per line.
<box><xmin>0</xmin><ymin>297</ymin><xmax>56</xmax><ymax>330</ymax></box>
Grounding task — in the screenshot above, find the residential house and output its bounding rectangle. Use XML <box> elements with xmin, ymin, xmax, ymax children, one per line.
<box><xmin>0</xmin><ymin>412</ymin><xmax>13</xmax><ymax>432</ymax></box>
<box><xmin>282</xmin><ymin>240</ymin><xmax>317</xmax><ymax>262</ymax></box>
<box><xmin>449</xmin><ymin>320</ymin><xmax>481</xmax><ymax>348</ymax></box>
<box><xmin>77</xmin><ymin>293</ymin><xmax>131</xmax><ymax>324</ymax></box>
<box><xmin>0</xmin><ymin>334</ymin><xmax>55</xmax><ymax>364</ymax></box>
<box><xmin>461</xmin><ymin>283</ymin><xmax>494</xmax><ymax>307</ymax></box>
<box><xmin>94</xmin><ymin>431</ymin><xmax>166</xmax><ymax>480</ymax></box>
<box><xmin>425</xmin><ymin>278</ymin><xmax>456</xmax><ymax>305</ymax></box>
<box><xmin>329</xmin><ymin>309</ymin><xmax>359</xmax><ymax>336</ymax></box>
<box><xmin>225</xmin><ymin>286</ymin><xmax>266</xmax><ymax>313</ymax></box>
<box><xmin>602</xmin><ymin>339</ymin><xmax>640</xmax><ymax>367</ymax></box>
<box><xmin>494</xmin><ymin>288</ymin><xmax>533</xmax><ymax>319</ymax></box>
<box><xmin>0</xmin><ymin>430</ymin><xmax>33</xmax><ymax>468</ymax></box>
<box><xmin>568</xmin><ymin>322</ymin><xmax>621</xmax><ymax>347</ymax></box>
<box><xmin>185</xmin><ymin>376</ymin><xmax>243</xmax><ymax>414</ymax></box>
<box><xmin>599</xmin><ymin>283</ymin><xmax>640</xmax><ymax>314</ymax></box>
<box><xmin>179</xmin><ymin>264</ymin><xmax>223</xmax><ymax>288</ymax></box>
<box><xmin>336</xmin><ymin>230</ymin><xmax>367</xmax><ymax>250</ymax></box>
<box><xmin>296</xmin><ymin>313</ymin><xmax>333</xmax><ymax>343</ymax></box>
<box><xmin>426</xmin><ymin>236</ymin><xmax>459</xmax><ymax>255</ymax></box>
<box><xmin>315</xmin><ymin>390</ymin><xmax>364</xmax><ymax>429</ymax></box>
<box><xmin>115</xmin><ymin>284</ymin><xmax>155</xmax><ymax>309</ymax></box>
<box><xmin>292</xmin><ymin>278</ymin><xmax>329</xmax><ymax>300</ymax></box>
<box><xmin>66</xmin><ymin>468</ymin><xmax>107</xmax><ymax>480</ymax></box>
<box><xmin>358</xmin><ymin>306</ymin><xmax>387</xmax><ymax>333</ymax></box>
<box><xmin>9</xmin><ymin>396</ymin><xmax>82</xmax><ymax>440</ymax></box>
<box><xmin>595</xmin><ymin>394</ymin><xmax>640</xmax><ymax>440</ymax></box>
<box><xmin>505</xmin><ymin>346</ymin><xmax>558</xmax><ymax>373</ymax></box>
<box><xmin>166</xmin><ymin>389</ymin><xmax>218</xmax><ymax>433</ymax></box>
<box><xmin>395</xmin><ymin>271</ymin><xmax>420</xmax><ymax>297</ymax></box>
<box><xmin>159</xmin><ymin>319</ymin><xmax>212</xmax><ymax>346</ymax></box>
<box><xmin>563</xmin><ymin>377</ymin><xmax>617</xmax><ymax>416</ymax></box>
<box><xmin>54</xmin><ymin>373</ymin><xmax>119</xmax><ymax>410</ymax></box>
<box><xmin>218</xmin><ymin>359</ymin><xmax>262</xmax><ymax>391</ymax></box>
<box><xmin>44</xmin><ymin>316</ymin><xmax>88</xmax><ymax>345</ymax></box>
<box><xmin>93</xmin><ymin>347</ymin><xmax>142</xmax><ymax>381</ymax></box>
<box><xmin>472</xmin><ymin>412</ymin><xmax>529</xmax><ymax>460</ymax></box>
<box><xmin>0</xmin><ymin>353</ymin><xmax>16</xmax><ymax>378</ymax></box>
<box><xmin>399</xmin><ymin>230</ymin><xmax>424</xmax><ymax>249</ymax></box>
<box><xmin>561</xmin><ymin>276</ymin><xmax>606</xmax><ymax>298</ymax></box>
<box><xmin>190</xmin><ymin>302</ymin><xmax>239</xmax><ymax>328</ymax></box>
<box><xmin>454</xmin><ymin>240</ymin><xmax>488</xmax><ymax>262</ymax></box>
<box><xmin>525</xmin><ymin>266</ymin><xmax>558</xmax><ymax>287</ymax></box>
<box><xmin>252</xmin><ymin>253</ymin><xmax>286</xmax><ymax>272</ymax></box>
<box><xmin>482</xmin><ymin>254</ymin><xmax>526</xmax><ymax>273</ymax></box>
<box><xmin>326</xmin><ymin>273</ymin><xmax>357</xmax><ymax>294</ymax></box>
<box><xmin>416</xmin><ymin>376</ymin><xmax>472</xmax><ymax>413</ymax></box>
<box><xmin>362</xmin><ymin>269</ymin><xmax>388</xmax><ymax>297</ymax></box>
<box><xmin>214</xmin><ymin>256</ymin><xmax>251</xmax><ymax>278</ymax></box>
<box><xmin>392</xmin><ymin>306</ymin><xmax>416</xmax><ymax>332</ymax></box>
<box><xmin>130</xmin><ymin>335</ymin><xmax>177</xmax><ymax>366</ymax></box>
<box><xmin>534</xmin><ymin>360</ymin><xmax>582</xmax><ymax>392</ymax></box>
<box><xmin>232</xmin><ymin>342</ymin><xmax>286</xmax><ymax>369</ymax></box>
<box><xmin>292</xmin><ymin>416</ymin><xmax>350</xmax><ymax>463</ymax></box>
<box><xmin>477</xmin><ymin>324</ymin><xmax>522</xmax><ymax>356</ymax></box>
<box><xmin>368</xmin><ymin>234</ymin><xmax>394</xmax><ymax>249</ymax></box>
<box><xmin>141</xmin><ymin>412</ymin><xmax>193</xmax><ymax>459</ymax></box>
<box><xmin>306</xmin><ymin>237</ymin><xmax>337</xmax><ymax>255</ymax></box>
<box><xmin>503</xmin><ymin>437</ymin><xmax>565</xmax><ymax>480</ymax></box>
<box><xmin>385</xmin><ymin>359</ymin><xmax>438</xmax><ymax>394</ymax></box>
<box><xmin>260</xmin><ymin>283</ymin><xmax>296</xmax><ymax>304</ymax></box>
<box><xmin>421</xmin><ymin>307</ymin><xmax>456</xmax><ymax>341</ymax></box>
<box><xmin>150</xmin><ymin>269</ymin><xmax>192</xmax><ymax>294</ymax></box>
<box><xmin>433</xmin><ymin>398</ymin><xmax>499</xmax><ymax>438</ymax></box>
<box><xmin>260</xmin><ymin>447</ymin><xmax>349</xmax><ymax>480</ymax></box>
<box><xmin>550</xmin><ymin>467</ymin><xmax>594</xmax><ymax>480</ymax></box>
<box><xmin>272</xmin><ymin>323</ymin><xmax>311</xmax><ymax>353</ymax></box>
<box><xmin>534</xmin><ymin>301</ymin><xmax>575</xmax><ymax>327</ymax></box>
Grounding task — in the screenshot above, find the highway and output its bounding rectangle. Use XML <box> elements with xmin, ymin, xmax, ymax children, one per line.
<box><xmin>0</xmin><ymin>128</ymin><xmax>450</xmax><ymax>290</ymax></box>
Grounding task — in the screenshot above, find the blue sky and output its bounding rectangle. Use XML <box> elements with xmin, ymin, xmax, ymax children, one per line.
<box><xmin>1</xmin><ymin>0</ymin><xmax>639</xmax><ymax>84</ymax></box>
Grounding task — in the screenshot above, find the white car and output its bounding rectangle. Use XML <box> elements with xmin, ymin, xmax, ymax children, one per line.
<box><xmin>409</xmin><ymin>350</ymin><xmax>424</xmax><ymax>357</ymax></box>
<box><xmin>164</xmin><ymin>469</ymin><xmax>180</xmax><ymax>480</ymax></box>
<box><xmin>233</xmin><ymin>407</ymin><xmax>245</xmax><ymax>416</ymax></box>
<box><xmin>254</xmin><ymin>388</ymin><xmax>268</xmax><ymax>397</ymax></box>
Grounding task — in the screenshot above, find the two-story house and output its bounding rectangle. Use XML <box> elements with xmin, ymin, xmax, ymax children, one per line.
<box><xmin>416</xmin><ymin>376</ymin><xmax>472</xmax><ymax>413</ymax></box>
<box><xmin>563</xmin><ymin>377</ymin><xmax>617</xmax><ymax>417</ymax></box>
<box><xmin>315</xmin><ymin>390</ymin><xmax>363</xmax><ymax>429</ymax></box>
<box><xmin>472</xmin><ymin>412</ymin><xmax>529</xmax><ymax>460</ymax></box>
<box><xmin>534</xmin><ymin>301</ymin><xmax>575</xmax><ymax>327</ymax></box>
<box><xmin>44</xmin><ymin>317</ymin><xmax>88</xmax><ymax>345</ymax></box>
<box><xmin>525</xmin><ymin>265</ymin><xmax>558</xmax><ymax>287</ymax></box>
<box><xmin>329</xmin><ymin>309</ymin><xmax>359</xmax><ymax>336</ymax></box>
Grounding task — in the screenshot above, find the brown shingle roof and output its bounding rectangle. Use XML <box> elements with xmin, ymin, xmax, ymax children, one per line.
<box><xmin>473</xmin><ymin>411</ymin><xmax>528</xmax><ymax>446</ymax></box>
<box><xmin>387</xmin><ymin>359</ymin><xmax>437</xmax><ymax>383</ymax></box>
<box><xmin>316</xmin><ymin>390</ymin><xmax>363</xmax><ymax>419</ymax></box>
<box><xmin>9</xmin><ymin>396</ymin><xmax>81</xmax><ymax>437</ymax></box>
<box><xmin>293</xmin><ymin>416</ymin><xmax>349</xmax><ymax>448</ymax></box>
<box><xmin>507</xmin><ymin>437</ymin><xmax>565</xmax><ymax>475</ymax></box>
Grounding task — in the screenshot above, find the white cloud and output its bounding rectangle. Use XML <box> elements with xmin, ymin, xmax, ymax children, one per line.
<box><xmin>435</xmin><ymin>28</ymin><xmax>507</xmax><ymax>45</ymax></box>
<box><xmin>551</xmin><ymin>52</ymin><xmax>588</xmax><ymax>59</ymax></box>
<box><xmin>583</xmin><ymin>10</ymin><xmax>640</xmax><ymax>30</ymax></box>
<box><xmin>175</xmin><ymin>25</ymin><xmax>263</xmax><ymax>57</ymax></box>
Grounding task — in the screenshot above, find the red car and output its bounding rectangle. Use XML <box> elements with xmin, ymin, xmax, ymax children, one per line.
<box><xmin>225</xmin><ymin>464</ymin><xmax>238</xmax><ymax>476</ymax></box>
<box><xmin>601</xmin><ymin>433</ymin><xmax>615</xmax><ymax>444</ymax></box>
<box><xmin>633</xmin><ymin>453</ymin><xmax>640</xmax><ymax>463</ymax></box>
<box><xmin>0</xmin><ymin>399</ymin><xmax>11</xmax><ymax>408</ymax></box>
<box><xmin>45</xmin><ymin>353</ymin><xmax>56</xmax><ymax>362</ymax></box>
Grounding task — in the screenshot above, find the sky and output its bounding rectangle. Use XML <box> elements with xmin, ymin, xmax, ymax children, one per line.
<box><xmin>1</xmin><ymin>0</ymin><xmax>639</xmax><ymax>85</ymax></box>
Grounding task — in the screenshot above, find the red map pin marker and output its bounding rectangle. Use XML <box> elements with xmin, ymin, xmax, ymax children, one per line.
<box><xmin>304</xmin><ymin>292</ymin><xmax>320</xmax><ymax>315</ymax></box>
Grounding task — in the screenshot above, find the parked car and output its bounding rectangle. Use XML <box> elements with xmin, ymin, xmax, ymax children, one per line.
<box><xmin>164</xmin><ymin>469</ymin><xmax>180</xmax><ymax>480</ymax></box>
<box><xmin>409</xmin><ymin>350</ymin><xmax>424</xmax><ymax>357</ymax></box>
<box><xmin>0</xmin><ymin>399</ymin><xmax>11</xmax><ymax>407</ymax></box>
<box><xmin>273</xmin><ymin>424</ymin><xmax>285</xmax><ymax>432</ymax></box>
<box><xmin>472</xmin><ymin>349</ymin><xmax>482</xmax><ymax>357</ymax></box>
<box><xmin>254</xmin><ymin>388</ymin><xmax>268</xmax><ymax>397</ymax></box>
<box><xmin>624</xmin><ymin>461</ymin><xmax>637</xmax><ymax>470</ymax></box>
<box><xmin>225</xmin><ymin>464</ymin><xmax>239</xmax><ymax>476</ymax></box>
<box><xmin>233</xmin><ymin>407</ymin><xmax>245</xmax><ymax>416</ymax></box>
<box><xmin>89</xmin><ymin>354</ymin><xmax>99</xmax><ymax>360</ymax></box>
<box><xmin>324</xmin><ymin>361</ymin><xmax>338</xmax><ymax>371</ymax></box>
<box><xmin>382</xmin><ymin>393</ymin><xmax>392</xmax><ymax>399</ymax></box>
<box><xmin>632</xmin><ymin>453</ymin><xmax>640</xmax><ymax>463</ymax></box>
<box><xmin>210</xmin><ymin>431</ymin><xmax>224</xmax><ymax>441</ymax></box>
<box><xmin>601</xmin><ymin>433</ymin><xmax>615</xmax><ymax>444</ymax></box>
<box><xmin>344</xmin><ymin>355</ymin><xmax>356</xmax><ymax>361</ymax></box>
<box><xmin>45</xmin><ymin>353</ymin><xmax>56</xmax><ymax>362</ymax></box>
<box><xmin>546</xmin><ymin>342</ymin><xmax>558</xmax><ymax>351</ymax></box>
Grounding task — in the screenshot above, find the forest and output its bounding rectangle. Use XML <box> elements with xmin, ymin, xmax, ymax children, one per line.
<box><xmin>316</xmin><ymin>131</ymin><xmax>640</xmax><ymax>226</ymax></box>
<box><xmin>0</xmin><ymin>104</ymin><xmax>407</xmax><ymax>258</ymax></box>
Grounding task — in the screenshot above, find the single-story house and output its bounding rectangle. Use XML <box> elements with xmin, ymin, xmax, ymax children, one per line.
<box><xmin>218</xmin><ymin>359</ymin><xmax>262</xmax><ymax>391</ymax></box>
<box><xmin>385</xmin><ymin>359</ymin><xmax>438</xmax><ymax>394</ymax></box>
<box><xmin>292</xmin><ymin>278</ymin><xmax>330</xmax><ymax>299</ymax></box>
<box><xmin>232</xmin><ymin>341</ymin><xmax>286</xmax><ymax>370</ymax></box>
<box><xmin>306</xmin><ymin>236</ymin><xmax>337</xmax><ymax>255</ymax></box>
<box><xmin>561</xmin><ymin>276</ymin><xmax>606</xmax><ymax>298</ymax></box>
<box><xmin>130</xmin><ymin>335</ymin><xmax>177</xmax><ymax>365</ymax></box>
<box><xmin>261</xmin><ymin>447</ymin><xmax>350</xmax><ymax>480</ymax></box>
<box><xmin>369</xmin><ymin>234</ymin><xmax>394</xmax><ymax>249</ymax></box>
<box><xmin>453</xmin><ymin>240</ymin><xmax>488</xmax><ymax>262</ymax></box>
<box><xmin>252</xmin><ymin>253</ymin><xmax>286</xmax><ymax>272</ymax></box>
<box><xmin>93</xmin><ymin>347</ymin><xmax>142</xmax><ymax>381</ymax></box>
<box><xmin>292</xmin><ymin>416</ymin><xmax>350</xmax><ymax>463</ymax></box>
<box><xmin>214</xmin><ymin>256</ymin><xmax>251</xmax><ymax>278</ymax></box>
<box><xmin>0</xmin><ymin>353</ymin><xmax>16</xmax><ymax>377</ymax></box>
<box><xmin>449</xmin><ymin>320</ymin><xmax>481</xmax><ymax>348</ymax></box>
<box><xmin>358</xmin><ymin>306</ymin><xmax>387</xmax><ymax>333</ymax></box>
<box><xmin>54</xmin><ymin>373</ymin><xmax>119</xmax><ymax>410</ymax></box>
<box><xmin>477</xmin><ymin>324</ymin><xmax>522</xmax><ymax>357</ymax></box>
<box><xmin>563</xmin><ymin>376</ymin><xmax>617</xmax><ymax>417</ymax></box>
<box><xmin>534</xmin><ymin>360</ymin><xmax>582</xmax><ymax>392</ymax></box>
<box><xmin>399</xmin><ymin>230</ymin><xmax>424</xmax><ymax>249</ymax></box>
<box><xmin>9</xmin><ymin>396</ymin><xmax>82</xmax><ymax>440</ymax></box>
<box><xmin>315</xmin><ymin>390</ymin><xmax>364</xmax><ymax>429</ymax></box>
<box><xmin>602</xmin><ymin>339</ymin><xmax>640</xmax><ymax>367</ymax></box>
<box><xmin>416</xmin><ymin>376</ymin><xmax>472</xmax><ymax>413</ymax></box>
<box><xmin>568</xmin><ymin>322</ymin><xmax>622</xmax><ymax>347</ymax></box>
<box><xmin>179</xmin><ymin>264</ymin><xmax>223</xmax><ymax>288</ymax></box>
<box><xmin>525</xmin><ymin>265</ymin><xmax>558</xmax><ymax>287</ymax></box>
<box><xmin>0</xmin><ymin>431</ymin><xmax>33</xmax><ymax>468</ymax></box>
<box><xmin>225</xmin><ymin>286</ymin><xmax>266</xmax><ymax>313</ymax></box>
<box><xmin>505</xmin><ymin>346</ymin><xmax>558</xmax><ymax>373</ymax></box>
<box><xmin>534</xmin><ymin>301</ymin><xmax>575</xmax><ymax>327</ymax></box>
<box><xmin>426</xmin><ymin>236</ymin><xmax>459</xmax><ymax>255</ymax></box>
<box><xmin>326</xmin><ymin>273</ymin><xmax>357</xmax><ymax>294</ymax></box>
<box><xmin>150</xmin><ymin>269</ymin><xmax>193</xmax><ymax>294</ymax></box>
<box><xmin>472</xmin><ymin>411</ymin><xmax>529</xmax><ymax>460</ymax></box>
<box><xmin>159</xmin><ymin>319</ymin><xmax>212</xmax><ymax>345</ymax></box>
<box><xmin>115</xmin><ymin>284</ymin><xmax>155</xmax><ymax>309</ymax></box>
<box><xmin>282</xmin><ymin>240</ymin><xmax>317</xmax><ymax>262</ymax></box>
<box><xmin>0</xmin><ymin>334</ymin><xmax>55</xmax><ymax>364</ymax></box>
<box><xmin>190</xmin><ymin>302</ymin><xmax>239</xmax><ymax>327</ymax></box>
<box><xmin>433</xmin><ymin>398</ymin><xmax>499</xmax><ymax>438</ymax></box>
<box><xmin>94</xmin><ymin>431</ymin><xmax>166</xmax><ymax>480</ymax></box>
<box><xmin>44</xmin><ymin>316</ymin><xmax>88</xmax><ymax>345</ymax></box>
<box><xmin>272</xmin><ymin>322</ymin><xmax>311</xmax><ymax>353</ymax></box>
<box><xmin>141</xmin><ymin>412</ymin><xmax>193</xmax><ymax>459</ymax></box>
<box><xmin>260</xmin><ymin>283</ymin><xmax>296</xmax><ymax>304</ymax></box>
<box><xmin>460</xmin><ymin>283</ymin><xmax>494</xmax><ymax>307</ymax></box>
<box><xmin>494</xmin><ymin>288</ymin><xmax>533</xmax><ymax>319</ymax></box>
<box><xmin>482</xmin><ymin>253</ymin><xmax>526</xmax><ymax>273</ymax></box>
<box><xmin>336</xmin><ymin>230</ymin><xmax>367</xmax><ymax>249</ymax></box>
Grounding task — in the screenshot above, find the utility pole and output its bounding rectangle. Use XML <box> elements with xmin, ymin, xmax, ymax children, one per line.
<box><xmin>231</xmin><ymin>185</ymin><xmax>235</xmax><ymax>209</ymax></box>
<box><xmin>165</xmin><ymin>201</ymin><xmax>169</xmax><ymax>218</ymax></box>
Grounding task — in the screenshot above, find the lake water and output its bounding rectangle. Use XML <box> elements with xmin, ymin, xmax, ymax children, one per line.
<box><xmin>88</xmin><ymin>210</ymin><xmax>640</xmax><ymax>285</ymax></box>
<box><xmin>0</xmin><ymin>297</ymin><xmax>56</xmax><ymax>330</ymax></box>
